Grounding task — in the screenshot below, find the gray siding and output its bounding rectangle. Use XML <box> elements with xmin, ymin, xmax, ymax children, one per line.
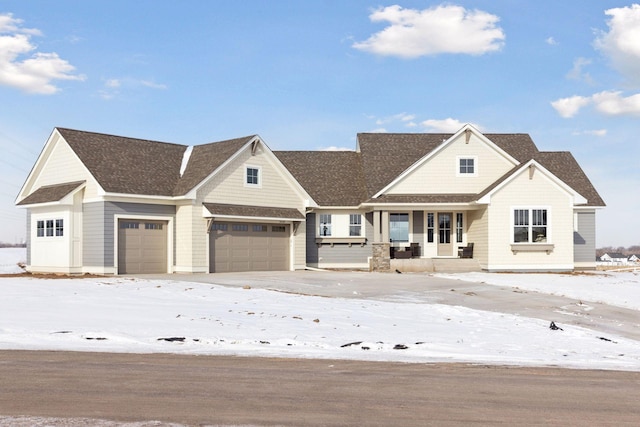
<box><xmin>574</xmin><ymin>211</ymin><xmax>596</xmax><ymax>263</ymax></box>
<box><xmin>306</xmin><ymin>212</ymin><xmax>373</xmax><ymax>265</ymax></box>
<box><xmin>83</xmin><ymin>201</ymin><xmax>176</xmax><ymax>267</ymax></box>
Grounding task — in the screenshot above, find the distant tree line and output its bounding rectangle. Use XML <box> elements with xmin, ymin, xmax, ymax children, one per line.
<box><xmin>0</xmin><ymin>243</ymin><xmax>26</xmax><ymax>248</ymax></box>
<box><xmin>596</xmin><ymin>246</ymin><xmax>640</xmax><ymax>257</ymax></box>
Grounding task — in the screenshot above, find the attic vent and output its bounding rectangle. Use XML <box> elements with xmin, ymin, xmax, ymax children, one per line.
<box><xmin>180</xmin><ymin>146</ymin><xmax>193</xmax><ymax>177</ymax></box>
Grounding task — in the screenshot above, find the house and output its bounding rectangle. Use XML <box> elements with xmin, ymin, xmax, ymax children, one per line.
<box><xmin>16</xmin><ymin>124</ymin><xmax>605</xmax><ymax>274</ymax></box>
<box><xmin>629</xmin><ymin>255</ymin><xmax>640</xmax><ymax>263</ymax></box>
<box><xmin>599</xmin><ymin>253</ymin><xmax>629</xmax><ymax>264</ymax></box>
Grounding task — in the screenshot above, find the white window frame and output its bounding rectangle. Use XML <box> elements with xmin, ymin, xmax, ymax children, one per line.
<box><xmin>349</xmin><ymin>214</ymin><xmax>362</xmax><ymax>236</ymax></box>
<box><xmin>318</xmin><ymin>214</ymin><xmax>332</xmax><ymax>236</ymax></box>
<box><xmin>390</xmin><ymin>212</ymin><xmax>411</xmax><ymax>244</ymax></box>
<box><xmin>511</xmin><ymin>207</ymin><xmax>550</xmax><ymax>244</ymax></box>
<box><xmin>456</xmin><ymin>156</ymin><xmax>478</xmax><ymax>177</ymax></box>
<box><xmin>244</xmin><ymin>165</ymin><xmax>262</xmax><ymax>188</ymax></box>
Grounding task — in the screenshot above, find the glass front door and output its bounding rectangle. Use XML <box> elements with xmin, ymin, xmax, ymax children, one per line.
<box><xmin>438</xmin><ymin>212</ymin><xmax>452</xmax><ymax>256</ymax></box>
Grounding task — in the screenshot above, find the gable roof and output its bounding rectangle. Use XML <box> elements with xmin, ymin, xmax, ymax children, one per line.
<box><xmin>58</xmin><ymin>128</ymin><xmax>187</xmax><ymax>197</ymax></box>
<box><xmin>356</xmin><ymin>132</ymin><xmax>541</xmax><ymax>199</ymax></box>
<box><xmin>16</xmin><ymin>181</ymin><xmax>85</xmax><ymax>206</ymax></box>
<box><xmin>56</xmin><ymin>128</ymin><xmax>256</xmax><ymax>198</ymax></box>
<box><xmin>275</xmin><ymin>151</ymin><xmax>367</xmax><ymax>206</ymax></box>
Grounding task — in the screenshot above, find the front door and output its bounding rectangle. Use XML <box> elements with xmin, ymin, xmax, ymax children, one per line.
<box><xmin>438</xmin><ymin>213</ymin><xmax>452</xmax><ymax>256</ymax></box>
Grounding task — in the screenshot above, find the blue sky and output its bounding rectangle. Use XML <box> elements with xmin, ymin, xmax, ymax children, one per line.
<box><xmin>1</xmin><ymin>1</ymin><xmax>639</xmax><ymax>248</ymax></box>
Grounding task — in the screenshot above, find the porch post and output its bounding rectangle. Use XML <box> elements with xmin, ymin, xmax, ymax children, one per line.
<box><xmin>381</xmin><ymin>211</ymin><xmax>390</xmax><ymax>243</ymax></box>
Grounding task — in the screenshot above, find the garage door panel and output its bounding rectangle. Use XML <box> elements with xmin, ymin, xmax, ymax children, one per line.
<box><xmin>118</xmin><ymin>220</ymin><xmax>168</xmax><ymax>274</ymax></box>
<box><xmin>211</xmin><ymin>222</ymin><xmax>290</xmax><ymax>273</ymax></box>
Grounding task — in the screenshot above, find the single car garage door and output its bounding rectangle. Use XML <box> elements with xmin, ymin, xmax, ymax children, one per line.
<box><xmin>210</xmin><ymin>222</ymin><xmax>290</xmax><ymax>272</ymax></box>
<box><xmin>118</xmin><ymin>220</ymin><xmax>168</xmax><ymax>274</ymax></box>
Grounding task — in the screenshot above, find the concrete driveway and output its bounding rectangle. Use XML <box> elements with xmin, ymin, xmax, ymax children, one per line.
<box><xmin>136</xmin><ymin>270</ymin><xmax>640</xmax><ymax>342</ymax></box>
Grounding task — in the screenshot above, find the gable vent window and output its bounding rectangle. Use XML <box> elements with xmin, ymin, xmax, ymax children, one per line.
<box><xmin>458</xmin><ymin>157</ymin><xmax>477</xmax><ymax>176</ymax></box>
<box><xmin>245</xmin><ymin>166</ymin><xmax>261</xmax><ymax>187</ymax></box>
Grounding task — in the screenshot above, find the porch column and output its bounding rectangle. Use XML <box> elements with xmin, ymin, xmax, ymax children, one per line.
<box><xmin>381</xmin><ymin>211</ymin><xmax>390</xmax><ymax>243</ymax></box>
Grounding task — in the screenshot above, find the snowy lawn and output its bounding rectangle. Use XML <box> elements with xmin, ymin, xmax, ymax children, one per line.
<box><xmin>435</xmin><ymin>271</ymin><xmax>640</xmax><ymax>311</ymax></box>
<box><xmin>1</xmin><ymin>248</ymin><xmax>640</xmax><ymax>371</ymax></box>
<box><xmin>0</xmin><ymin>247</ymin><xmax>26</xmax><ymax>274</ymax></box>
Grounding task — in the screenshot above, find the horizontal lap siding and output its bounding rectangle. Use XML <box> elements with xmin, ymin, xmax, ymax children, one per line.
<box><xmin>574</xmin><ymin>211</ymin><xmax>596</xmax><ymax>263</ymax></box>
<box><xmin>306</xmin><ymin>213</ymin><xmax>373</xmax><ymax>266</ymax></box>
<box><xmin>83</xmin><ymin>201</ymin><xmax>175</xmax><ymax>268</ymax></box>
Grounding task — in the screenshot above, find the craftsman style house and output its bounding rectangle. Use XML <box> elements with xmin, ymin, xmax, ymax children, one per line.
<box><xmin>16</xmin><ymin>124</ymin><xmax>604</xmax><ymax>274</ymax></box>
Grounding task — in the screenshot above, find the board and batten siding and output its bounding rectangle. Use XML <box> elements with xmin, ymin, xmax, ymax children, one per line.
<box><xmin>306</xmin><ymin>212</ymin><xmax>373</xmax><ymax>268</ymax></box>
<box><xmin>174</xmin><ymin>203</ymin><xmax>209</xmax><ymax>273</ymax></box>
<box><xmin>83</xmin><ymin>201</ymin><xmax>175</xmax><ymax>273</ymax></box>
<box><xmin>386</xmin><ymin>133</ymin><xmax>515</xmax><ymax>195</ymax></box>
<box><xmin>574</xmin><ymin>210</ymin><xmax>597</xmax><ymax>268</ymax></box>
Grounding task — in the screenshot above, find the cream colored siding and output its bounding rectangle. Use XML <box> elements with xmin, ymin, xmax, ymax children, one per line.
<box><xmin>486</xmin><ymin>170</ymin><xmax>574</xmax><ymax>270</ymax></box>
<box><xmin>387</xmin><ymin>133</ymin><xmax>515</xmax><ymax>194</ymax></box>
<box><xmin>32</xmin><ymin>137</ymin><xmax>99</xmax><ymax>199</ymax></box>
<box><xmin>197</xmin><ymin>146</ymin><xmax>304</xmax><ymax>209</ymax></box>
<box><xmin>29</xmin><ymin>205</ymin><xmax>73</xmax><ymax>273</ymax></box>
<box><xmin>174</xmin><ymin>203</ymin><xmax>208</xmax><ymax>273</ymax></box>
<box><xmin>294</xmin><ymin>223</ymin><xmax>306</xmax><ymax>269</ymax></box>
<box><xmin>466</xmin><ymin>207</ymin><xmax>489</xmax><ymax>269</ymax></box>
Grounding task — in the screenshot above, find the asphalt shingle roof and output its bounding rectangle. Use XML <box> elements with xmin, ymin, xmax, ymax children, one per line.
<box><xmin>275</xmin><ymin>151</ymin><xmax>367</xmax><ymax>206</ymax></box>
<box><xmin>203</xmin><ymin>203</ymin><xmax>304</xmax><ymax>219</ymax></box>
<box><xmin>16</xmin><ymin>181</ymin><xmax>85</xmax><ymax>206</ymax></box>
<box><xmin>21</xmin><ymin>128</ymin><xmax>603</xmax><ymax>208</ymax></box>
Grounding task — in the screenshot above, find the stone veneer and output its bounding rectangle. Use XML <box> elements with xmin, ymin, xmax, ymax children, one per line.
<box><xmin>370</xmin><ymin>242</ymin><xmax>390</xmax><ymax>272</ymax></box>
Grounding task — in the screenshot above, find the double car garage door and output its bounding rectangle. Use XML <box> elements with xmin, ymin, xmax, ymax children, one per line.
<box><xmin>118</xmin><ymin>219</ymin><xmax>290</xmax><ymax>274</ymax></box>
<box><xmin>210</xmin><ymin>222</ymin><xmax>290</xmax><ymax>273</ymax></box>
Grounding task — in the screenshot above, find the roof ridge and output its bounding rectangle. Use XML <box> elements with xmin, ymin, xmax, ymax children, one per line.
<box><xmin>56</xmin><ymin>127</ymin><xmax>186</xmax><ymax>148</ymax></box>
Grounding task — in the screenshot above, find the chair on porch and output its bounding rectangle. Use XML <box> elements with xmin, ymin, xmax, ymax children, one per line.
<box><xmin>459</xmin><ymin>243</ymin><xmax>474</xmax><ymax>259</ymax></box>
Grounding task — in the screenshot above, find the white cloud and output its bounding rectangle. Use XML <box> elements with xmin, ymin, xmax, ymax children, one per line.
<box><xmin>545</xmin><ymin>36</ymin><xmax>558</xmax><ymax>46</ymax></box>
<box><xmin>353</xmin><ymin>4</ymin><xmax>505</xmax><ymax>58</ymax></box>
<box><xmin>0</xmin><ymin>13</ymin><xmax>84</xmax><ymax>94</ymax></box>
<box><xmin>141</xmin><ymin>80</ymin><xmax>167</xmax><ymax>90</ymax></box>
<box><xmin>320</xmin><ymin>146</ymin><xmax>353</xmax><ymax>151</ymax></box>
<box><xmin>594</xmin><ymin>4</ymin><xmax>640</xmax><ymax>86</ymax></box>
<box><xmin>572</xmin><ymin>129</ymin><xmax>607</xmax><ymax>137</ymax></box>
<box><xmin>421</xmin><ymin>118</ymin><xmax>478</xmax><ymax>133</ymax></box>
<box><xmin>105</xmin><ymin>79</ymin><xmax>120</xmax><ymax>88</ymax></box>
<box><xmin>550</xmin><ymin>95</ymin><xmax>591</xmax><ymax>118</ymax></box>
<box><xmin>552</xmin><ymin>91</ymin><xmax>640</xmax><ymax>118</ymax></box>
<box><xmin>566</xmin><ymin>57</ymin><xmax>593</xmax><ymax>84</ymax></box>
<box><xmin>592</xmin><ymin>90</ymin><xmax>640</xmax><ymax>116</ymax></box>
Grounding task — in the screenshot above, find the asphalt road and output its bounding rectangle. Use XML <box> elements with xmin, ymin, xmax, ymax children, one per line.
<box><xmin>1</xmin><ymin>350</ymin><xmax>640</xmax><ymax>426</ymax></box>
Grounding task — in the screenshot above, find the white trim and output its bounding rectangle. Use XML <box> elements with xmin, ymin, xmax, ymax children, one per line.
<box><xmin>456</xmin><ymin>155</ymin><xmax>478</xmax><ymax>177</ymax></box>
<box><xmin>244</xmin><ymin>164</ymin><xmax>262</xmax><ymax>188</ymax></box>
<box><xmin>113</xmin><ymin>214</ymin><xmax>174</xmax><ymax>274</ymax></box>
<box><xmin>511</xmin><ymin>205</ymin><xmax>551</xmax><ymax>244</ymax></box>
<box><xmin>477</xmin><ymin>160</ymin><xmax>588</xmax><ymax>205</ymax></box>
<box><xmin>373</xmin><ymin>124</ymin><xmax>519</xmax><ymax>198</ymax></box>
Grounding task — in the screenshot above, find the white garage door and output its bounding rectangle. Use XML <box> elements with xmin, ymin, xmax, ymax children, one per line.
<box><xmin>118</xmin><ymin>220</ymin><xmax>168</xmax><ymax>274</ymax></box>
<box><xmin>210</xmin><ymin>222</ymin><xmax>290</xmax><ymax>272</ymax></box>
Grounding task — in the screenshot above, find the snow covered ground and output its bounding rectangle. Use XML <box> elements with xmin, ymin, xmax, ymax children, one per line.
<box><xmin>1</xmin><ymin>248</ymin><xmax>640</xmax><ymax>371</ymax></box>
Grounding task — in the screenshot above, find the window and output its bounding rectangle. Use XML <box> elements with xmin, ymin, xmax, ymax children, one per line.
<box><xmin>145</xmin><ymin>223</ymin><xmax>163</xmax><ymax>230</ymax></box>
<box><xmin>120</xmin><ymin>222</ymin><xmax>139</xmax><ymax>229</ymax></box>
<box><xmin>514</xmin><ymin>208</ymin><xmax>547</xmax><ymax>243</ymax></box>
<box><xmin>458</xmin><ymin>157</ymin><xmax>476</xmax><ymax>176</ymax></box>
<box><xmin>37</xmin><ymin>218</ymin><xmax>64</xmax><ymax>238</ymax></box>
<box><xmin>272</xmin><ymin>225</ymin><xmax>286</xmax><ymax>233</ymax></box>
<box><xmin>456</xmin><ymin>213</ymin><xmax>463</xmax><ymax>243</ymax></box>
<box><xmin>349</xmin><ymin>214</ymin><xmax>362</xmax><ymax>236</ymax></box>
<box><xmin>233</xmin><ymin>224</ymin><xmax>249</xmax><ymax>231</ymax></box>
<box><xmin>211</xmin><ymin>223</ymin><xmax>227</xmax><ymax>231</ymax></box>
<box><xmin>439</xmin><ymin>213</ymin><xmax>451</xmax><ymax>244</ymax></box>
<box><xmin>319</xmin><ymin>214</ymin><xmax>331</xmax><ymax>236</ymax></box>
<box><xmin>246</xmin><ymin>166</ymin><xmax>260</xmax><ymax>186</ymax></box>
<box><xmin>390</xmin><ymin>213</ymin><xmax>409</xmax><ymax>243</ymax></box>
<box><xmin>55</xmin><ymin>219</ymin><xmax>64</xmax><ymax>237</ymax></box>
<box><xmin>253</xmin><ymin>224</ymin><xmax>267</xmax><ymax>232</ymax></box>
<box><xmin>426</xmin><ymin>213</ymin><xmax>434</xmax><ymax>243</ymax></box>
<box><xmin>46</xmin><ymin>220</ymin><xmax>54</xmax><ymax>237</ymax></box>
